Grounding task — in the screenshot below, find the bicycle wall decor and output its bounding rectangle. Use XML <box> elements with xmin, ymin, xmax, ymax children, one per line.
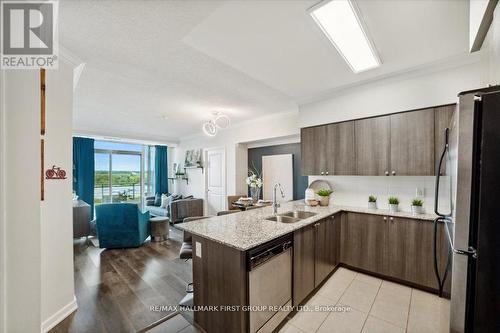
<box><xmin>45</xmin><ymin>165</ymin><xmax>67</xmax><ymax>180</ymax></box>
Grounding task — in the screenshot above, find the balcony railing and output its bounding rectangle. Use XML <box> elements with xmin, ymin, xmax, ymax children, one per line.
<box><xmin>94</xmin><ymin>183</ymin><xmax>146</xmax><ymax>204</ymax></box>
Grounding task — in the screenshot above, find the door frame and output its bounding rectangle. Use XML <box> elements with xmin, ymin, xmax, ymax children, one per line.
<box><xmin>204</xmin><ymin>146</ymin><xmax>227</xmax><ymax>215</ymax></box>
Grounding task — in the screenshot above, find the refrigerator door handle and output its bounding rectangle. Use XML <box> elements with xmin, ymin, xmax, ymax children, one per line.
<box><xmin>442</xmin><ymin>217</ymin><xmax>478</xmax><ymax>259</ymax></box>
<box><xmin>434</xmin><ymin>128</ymin><xmax>452</xmax><ymax>217</ymax></box>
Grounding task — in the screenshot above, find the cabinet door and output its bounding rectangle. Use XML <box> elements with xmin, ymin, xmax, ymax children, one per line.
<box><xmin>293</xmin><ymin>225</ymin><xmax>315</xmax><ymax>306</ymax></box>
<box><xmin>361</xmin><ymin>214</ymin><xmax>387</xmax><ymax>274</ymax></box>
<box><xmin>355</xmin><ymin>116</ymin><xmax>391</xmax><ymax>175</ymax></box>
<box><xmin>340</xmin><ymin>212</ymin><xmax>364</xmax><ymax>267</ymax></box>
<box><xmin>301</xmin><ymin>126</ymin><xmax>327</xmax><ymax>175</ymax></box>
<box><xmin>314</xmin><ymin>216</ymin><xmax>337</xmax><ymax>286</ymax></box>
<box><xmin>387</xmin><ymin>217</ymin><xmax>407</xmax><ymax>280</ymax></box>
<box><xmin>405</xmin><ymin>219</ymin><xmax>436</xmax><ymax>288</ymax></box>
<box><xmin>390</xmin><ymin>109</ymin><xmax>435</xmax><ymax>175</ymax></box>
<box><xmin>325</xmin><ymin>122</ymin><xmax>355</xmax><ymax>175</ymax></box>
<box><xmin>434</xmin><ymin>105</ymin><xmax>456</xmax><ymax>175</ymax></box>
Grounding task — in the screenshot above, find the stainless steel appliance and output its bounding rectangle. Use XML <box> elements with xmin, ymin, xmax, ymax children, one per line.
<box><xmin>434</xmin><ymin>86</ymin><xmax>500</xmax><ymax>332</ymax></box>
<box><xmin>248</xmin><ymin>235</ymin><xmax>292</xmax><ymax>333</ymax></box>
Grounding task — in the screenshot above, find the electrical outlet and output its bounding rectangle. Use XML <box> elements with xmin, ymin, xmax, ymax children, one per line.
<box><xmin>416</xmin><ymin>188</ymin><xmax>425</xmax><ymax>198</ymax></box>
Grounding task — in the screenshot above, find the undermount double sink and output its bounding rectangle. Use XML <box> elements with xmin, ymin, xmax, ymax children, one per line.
<box><xmin>266</xmin><ymin>210</ymin><xmax>317</xmax><ymax>223</ymax></box>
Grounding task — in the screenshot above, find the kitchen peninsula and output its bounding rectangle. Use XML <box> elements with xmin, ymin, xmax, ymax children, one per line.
<box><xmin>177</xmin><ymin>201</ymin><xmax>449</xmax><ymax>333</ymax></box>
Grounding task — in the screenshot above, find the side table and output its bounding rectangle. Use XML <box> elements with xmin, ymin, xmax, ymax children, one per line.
<box><xmin>150</xmin><ymin>216</ymin><xmax>169</xmax><ymax>242</ymax></box>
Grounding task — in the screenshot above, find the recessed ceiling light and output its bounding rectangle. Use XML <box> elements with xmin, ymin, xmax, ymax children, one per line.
<box><xmin>310</xmin><ymin>0</ymin><xmax>381</xmax><ymax>73</ymax></box>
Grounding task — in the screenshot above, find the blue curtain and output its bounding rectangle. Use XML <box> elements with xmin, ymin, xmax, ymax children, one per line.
<box><xmin>155</xmin><ymin>145</ymin><xmax>169</xmax><ymax>195</ymax></box>
<box><xmin>73</xmin><ymin>137</ymin><xmax>95</xmax><ymax>217</ymax></box>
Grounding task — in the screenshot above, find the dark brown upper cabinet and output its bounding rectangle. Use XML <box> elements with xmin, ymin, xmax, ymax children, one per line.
<box><xmin>326</xmin><ymin>122</ymin><xmax>356</xmax><ymax>175</ymax></box>
<box><xmin>355</xmin><ymin>115</ymin><xmax>391</xmax><ymax>176</ymax></box>
<box><xmin>301</xmin><ymin>123</ymin><xmax>355</xmax><ymax>176</ymax></box>
<box><xmin>300</xmin><ymin>104</ymin><xmax>456</xmax><ymax>176</ymax></box>
<box><xmin>434</xmin><ymin>104</ymin><xmax>456</xmax><ymax>175</ymax></box>
<box><xmin>300</xmin><ymin>125</ymin><xmax>326</xmax><ymax>176</ymax></box>
<box><xmin>390</xmin><ymin>108</ymin><xmax>435</xmax><ymax>176</ymax></box>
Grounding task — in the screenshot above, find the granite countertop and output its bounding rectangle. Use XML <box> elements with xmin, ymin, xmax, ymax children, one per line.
<box><xmin>176</xmin><ymin>200</ymin><xmax>439</xmax><ymax>251</ymax></box>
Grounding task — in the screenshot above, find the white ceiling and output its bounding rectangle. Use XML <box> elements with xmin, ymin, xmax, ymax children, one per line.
<box><xmin>61</xmin><ymin>0</ymin><xmax>471</xmax><ymax>142</ymax></box>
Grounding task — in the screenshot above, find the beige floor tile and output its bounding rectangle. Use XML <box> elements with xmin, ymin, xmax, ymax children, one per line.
<box><xmin>380</xmin><ymin>280</ymin><xmax>412</xmax><ymax>295</ymax></box>
<box><xmin>317</xmin><ymin>278</ymin><xmax>351</xmax><ymax>303</ymax></box>
<box><xmin>339</xmin><ymin>280</ymin><xmax>380</xmax><ymax>312</ymax></box>
<box><xmin>278</xmin><ymin>323</ymin><xmax>305</xmax><ymax>333</ymax></box>
<box><xmin>355</xmin><ymin>273</ymin><xmax>382</xmax><ymax>287</ymax></box>
<box><xmin>369</xmin><ymin>285</ymin><xmax>411</xmax><ymax>328</ymax></box>
<box><xmin>407</xmin><ymin>289</ymin><xmax>450</xmax><ymax>333</ymax></box>
<box><xmin>361</xmin><ymin>316</ymin><xmax>405</xmax><ymax>333</ymax></box>
<box><xmin>289</xmin><ymin>295</ymin><xmax>331</xmax><ymax>332</ymax></box>
<box><xmin>335</xmin><ymin>267</ymin><xmax>358</xmax><ymax>281</ymax></box>
<box><xmin>317</xmin><ymin>306</ymin><xmax>368</xmax><ymax>333</ymax></box>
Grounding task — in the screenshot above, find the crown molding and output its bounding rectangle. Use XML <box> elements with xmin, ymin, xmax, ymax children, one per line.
<box><xmin>298</xmin><ymin>52</ymin><xmax>483</xmax><ymax>106</ymax></box>
<box><xmin>73</xmin><ymin>129</ymin><xmax>179</xmax><ymax>147</ymax></box>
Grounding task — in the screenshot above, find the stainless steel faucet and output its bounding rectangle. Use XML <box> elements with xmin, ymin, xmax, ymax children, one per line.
<box><xmin>272</xmin><ymin>183</ymin><xmax>285</xmax><ymax>214</ymax></box>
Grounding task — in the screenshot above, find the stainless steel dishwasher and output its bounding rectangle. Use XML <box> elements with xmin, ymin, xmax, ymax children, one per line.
<box><xmin>248</xmin><ymin>235</ymin><xmax>292</xmax><ymax>333</ymax></box>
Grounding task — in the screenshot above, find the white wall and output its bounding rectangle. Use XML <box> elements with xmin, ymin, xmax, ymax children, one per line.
<box><xmin>40</xmin><ymin>62</ymin><xmax>76</xmax><ymax>332</ymax></box>
<box><xmin>309</xmin><ymin>176</ymin><xmax>450</xmax><ymax>215</ymax></box>
<box><xmin>479</xmin><ymin>3</ymin><xmax>500</xmax><ymax>85</ymax></box>
<box><xmin>2</xmin><ymin>70</ymin><xmax>42</xmax><ymax>333</ymax></box>
<box><xmin>174</xmin><ymin>111</ymin><xmax>299</xmax><ymax>203</ymax></box>
<box><xmin>0</xmin><ymin>62</ymin><xmax>75</xmax><ymax>333</ymax></box>
<box><xmin>299</xmin><ymin>62</ymin><xmax>482</xmax><ymax>127</ymax></box>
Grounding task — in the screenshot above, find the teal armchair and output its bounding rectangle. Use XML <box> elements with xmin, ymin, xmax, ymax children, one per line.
<box><xmin>95</xmin><ymin>203</ymin><xmax>150</xmax><ymax>248</ymax></box>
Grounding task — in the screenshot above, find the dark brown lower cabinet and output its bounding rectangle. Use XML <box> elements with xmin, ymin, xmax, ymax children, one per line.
<box><xmin>293</xmin><ymin>224</ymin><xmax>315</xmax><ymax>306</ymax></box>
<box><xmin>293</xmin><ymin>215</ymin><xmax>340</xmax><ymax>306</ymax></box>
<box><xmin>341</xmin><ymin>212</ymin><xmax>451</xmax><ymax>292</ymax></box>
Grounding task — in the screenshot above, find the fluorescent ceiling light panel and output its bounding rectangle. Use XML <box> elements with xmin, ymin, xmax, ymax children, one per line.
<box><xmin>310</xmin><ymin>0</ymin><xmax>381</xmax><ymax>73</ymax></box>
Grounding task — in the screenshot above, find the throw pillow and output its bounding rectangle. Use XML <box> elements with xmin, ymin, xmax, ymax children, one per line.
<box><xmin>160</xmin><ymin>194</ymin><xmax>170</xmax><ymax>209</ymax></box>
<box><xmin>154</xmin><ymin>193</ymin><xmax>161</xmax><ymax>207</ymax></box>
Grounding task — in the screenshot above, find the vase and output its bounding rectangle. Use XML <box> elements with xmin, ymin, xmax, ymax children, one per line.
<box><xmin>319</xmin><ymin>195</ymin><xmax>330</xmax><ymax>206</ymax></box>
<box><xmin>250</xmin><ymin>187</ymin><xmax>261</xmax><ymax>203</ymax></box>
<box><xmin>368</xmin><ymin>202</ymin><xmax>377</xmax><ymax>210</ymax></box>
<box><xmin>389</xmin><ymin>204</ymin><xmax>399</xmax><ymax>213</ymax></box>
<box><xmin>411</xmin><ymin>205</ymin><xmax>423</xmax><ymax>215</ymax></box>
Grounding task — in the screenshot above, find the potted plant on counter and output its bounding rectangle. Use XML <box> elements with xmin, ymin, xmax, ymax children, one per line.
<box><xmin>388</xmin><ymin>196</ymin><xmax>399</xmax><ymax>213</ymax></box>
<box><xmin>411</xmin><ymin>199</ymin><xmax>424</xmax><ymax>215</ymax></box>
<box><xmin>317</xmin><ymin>189</ymin><xmax>333</xmax><ymax>206</ymax></box>
<box><xmin>368</xmin><ymin>195</ymin><xmax>377</xmax><ymax>209</ymax></box>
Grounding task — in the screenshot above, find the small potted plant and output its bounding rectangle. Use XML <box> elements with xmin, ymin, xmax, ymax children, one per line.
<box><xmin>388</xmin><ymin>196</ymin><xmax>399</xmax><ymax>213</ymax></box>
<box><xmin>368</xmin><ymin>195</ymin><xmax>377</xmax><ymax>209</ymax></box>
<box><xmin>411</xmin><ymin>199</ymin><xmax>424</xmax><ymax>215</ymax></box>
<box><xmin>317</xmin><ymin>189</ymin><xmax>333</xmax><ymax>206</ymax></box>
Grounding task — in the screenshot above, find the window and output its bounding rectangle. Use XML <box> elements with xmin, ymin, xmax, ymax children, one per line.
<box><xmin>94</xmin><ymin>141</ymin><xmax>155</xmax><ymax>207</ymax></box>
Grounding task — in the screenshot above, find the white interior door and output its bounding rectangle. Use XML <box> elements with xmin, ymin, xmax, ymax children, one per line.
<box><xmin>205</xmin><ymin>147</ymin><xmax>226</xmax><ymax>215</ymax></box>
<box><xmin>262</xmin><ymin>154</ymin><xmax>293</xmax><ymax>202</ymax></box>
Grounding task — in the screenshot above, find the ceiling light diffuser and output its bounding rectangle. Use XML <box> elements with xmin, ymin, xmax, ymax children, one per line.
<box><xmin>214</xmin><ymin>114</ymin><xmax>230</xmax><ymax>129</ymax></box>
<box><xmin>310</xmin><ymin>0</ymin><xmax>381</xmax><ymax>73</ymax></box>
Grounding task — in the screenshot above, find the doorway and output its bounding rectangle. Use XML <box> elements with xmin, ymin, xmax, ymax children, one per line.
<box><xmin>205</xmin><ymin>147</ymin><xmax>226</xmax><ymax>215</ymax></box>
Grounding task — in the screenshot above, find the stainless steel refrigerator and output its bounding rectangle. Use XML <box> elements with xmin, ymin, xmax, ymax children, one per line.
<box><xmin>434</xmin><ymin>86</ymin><xmax>500</xmax><ymax>333</ymax></box>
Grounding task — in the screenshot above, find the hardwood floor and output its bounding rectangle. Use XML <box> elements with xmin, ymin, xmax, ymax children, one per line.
<box><xmin>50</xmin><ymin>227</ymin><xmax>192</xmax><ymax>333</ymax></box>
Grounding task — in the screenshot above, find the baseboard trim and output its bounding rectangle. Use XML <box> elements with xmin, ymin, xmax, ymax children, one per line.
<box><xmin>41</xmin><ymin>295</ymin><xmax>77</xmax><ymax>333</ymax></box>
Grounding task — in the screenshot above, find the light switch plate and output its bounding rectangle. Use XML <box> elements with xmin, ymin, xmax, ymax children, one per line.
<box><xmin>196</xmin><ymin>242</ymin><xmax>202</xmax><ymax>258</ymax></box>
<box><xmin>416</xmin><ymin>188</ymin><xmax>425</xmax><ymax>197</ymax></box>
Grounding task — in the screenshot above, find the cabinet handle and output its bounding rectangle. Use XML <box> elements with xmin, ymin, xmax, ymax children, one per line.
<box><xmin>383</xmin><ymin>216</ymin><xmax>387</xmax><ymax>221</ymax></box>
<box><xmin>320</xmin><ymin>171</ymin><xmax>324</xmax><ymax>175</ymax></box>
<box><xmin>390</xmin><ymin>217</ymin><xmax>394</xmax><ymax>222</ymax></box>
<box><xmin>314</xmin><ymin>223</ymin><xmax>320</xmax><ymax>227</ymax></box>
<box><xmin>385</xmin><ymin>171</ymin><xmax>389</xmax><ymax>176</ymax></box>
<box><xmin>392</xmin><ymin>171</ymin><xmax>396</xmax><ymax>176</ymax></box>
<box><xmin>325</xmin><ymin>171</ymin><xmax>329</xmax><ymax>175</ymax></box>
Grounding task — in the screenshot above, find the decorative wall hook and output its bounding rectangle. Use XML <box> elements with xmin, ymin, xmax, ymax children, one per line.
<box><xmin>45</xmin><ymin>165</ymin><xmax>67</xmax><ymax>179</ymax></box>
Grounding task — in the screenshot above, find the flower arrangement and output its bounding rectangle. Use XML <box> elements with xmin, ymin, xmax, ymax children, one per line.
<box><xmin>317</xmin><ymin>188</ymin><xmax>333</xmax><ymax>206</ymax></box>
<box><xmin>246</xmin><ymin>166</ymin><xmax>263</xmax><ymax>202</ymax></box>
<box><xmin>411</xmin><ymin>199</ymin><xmax>424</xmax><ymax>215</ymax></box>
<box><xmin>368</xmin><ymin>195</ymin><xmax>377</xmax><ymax>209</ymax></box>
<box><xmin>388</xmin><ymin>196</ymin><xmax>400</xmax><ymax>213</ymax></box>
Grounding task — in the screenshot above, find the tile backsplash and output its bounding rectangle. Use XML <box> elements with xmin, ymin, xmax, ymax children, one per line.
<box><xmin>308</xmin><ymin>175</ymin><xmax>451</xmax><ymax>215</ymax></box>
